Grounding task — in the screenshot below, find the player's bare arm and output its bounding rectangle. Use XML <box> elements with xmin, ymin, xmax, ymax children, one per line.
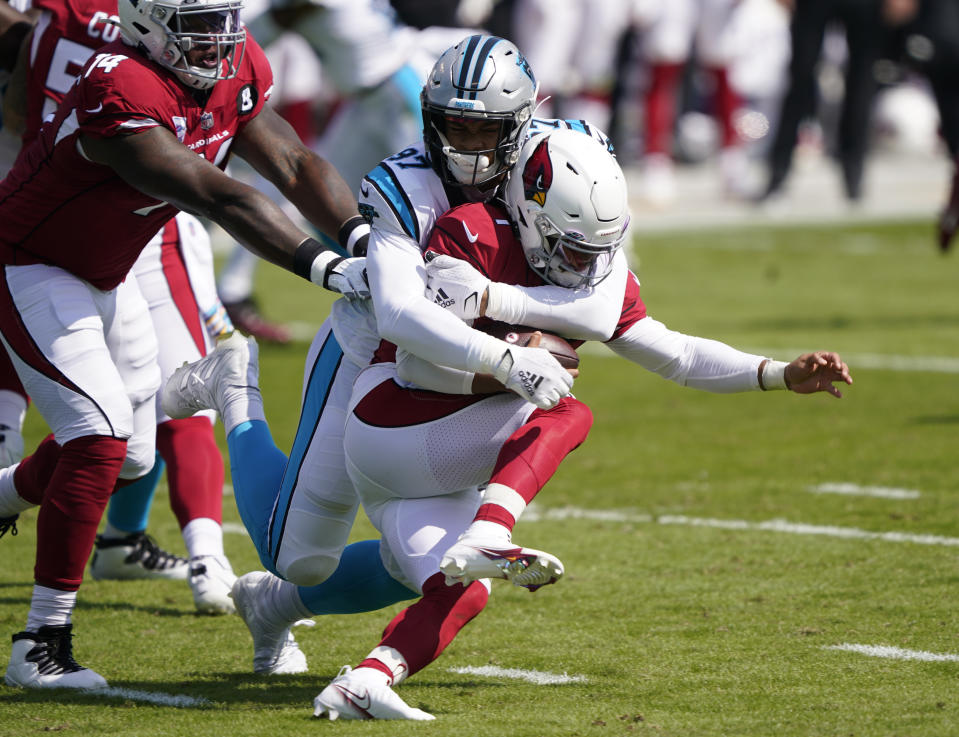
<box><xmin>80</xmin><ymin>125</ymin><xmax>314</xmax><ymax>272</ymax></box>
<box><xmin>231</xmin><ymin>105</ymin><xmax>359</xmax><ymax>238</ymax></box>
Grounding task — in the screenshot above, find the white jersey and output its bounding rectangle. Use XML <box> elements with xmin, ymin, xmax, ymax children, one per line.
<box><xmin>331</xmin><ymin>118</ymin><xmax>621</xmax><ymax>372</ymax></box>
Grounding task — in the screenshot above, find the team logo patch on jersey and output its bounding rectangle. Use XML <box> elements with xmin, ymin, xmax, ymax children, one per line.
<box><xmin>523</xmin><ymin>138</ymin><xmax>553</xmax><ymax>207</ymax></box>
<box><xmin>172</xmin><ymin>116</ymin><xmax>187</xmax><ymax>142</ymax></box>
<box><xmin>237</xmin><ymin>84</ymin><xmax>258</xmax><ymax>115</ymax></box>
<box><xmin>200</xmin><ymin>112</ymin><xmax>214</xmax><ymax>130</ymax></box>
<box><xmin>358</xmin><ymin>203</ymin><xmax>377</xmax><ymax>222</ymax></box>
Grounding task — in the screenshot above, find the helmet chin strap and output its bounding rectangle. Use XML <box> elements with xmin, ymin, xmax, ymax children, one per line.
<box><xmin>436</xmin><ymin>129</ymin><xmax>495</xmax><ymax>185</ymax></box>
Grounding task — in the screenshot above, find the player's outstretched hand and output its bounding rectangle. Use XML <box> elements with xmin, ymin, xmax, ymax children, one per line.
<box><xmin>784</xmin><ymin>351</ymin><xmax>852</xmax><ymax>398</ymax></box>
<box><xmin>492</xmin><ymin>332</ymin><xmax>574</xmax><ymax>410</ymax></box>
<box><xmin>424</xmin><ymin>252</ymin><xmax>489</xmax><ymax>321</ymax></box>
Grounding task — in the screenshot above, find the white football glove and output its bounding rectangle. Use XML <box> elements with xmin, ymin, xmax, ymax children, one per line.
<box><xmin>323</xmin><ymin>256</ymin><xmax>370</xmax><ymax>300</ymax></box>
<box><xmin>424</xmin><ymin>252</ymin><xmax>490</xmax><ymax>321</ymax></box>
<box><xmin>491</xmin><ymin>344</ymin><xmax>573</xmax><ymax>410</ymax></box>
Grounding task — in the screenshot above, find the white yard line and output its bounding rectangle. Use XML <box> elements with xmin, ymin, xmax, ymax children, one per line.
<box><xmin>96</xmin><ymin>687</ymin><xmax>210</xmax><ymax>707</ymax></box>
<box><xmin>808</xmin><ymin>482</ymin><xmax>920</xmax><ymax>500</ymax></box>
<box><xmin>221</xmin><ymin>522</ymin><xmax>248</xmax><ymax>536</ymax></box>
<box><xmin>524</xmin><ymin>506</ymin><xmax>959</xmax><ymax>547</ymax></box>
<box><xmin>448</xmin><ymin>665</ymin><xmax>587</xmax><ymax>685</ymax></box>
<box><xmin>824</xmin><ymin>644</ymin><xmax>959</xmax><ymax>663</ymax></box>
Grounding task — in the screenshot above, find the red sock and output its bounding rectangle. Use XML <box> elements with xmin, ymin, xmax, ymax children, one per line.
<box><xmin>12</xmin><ymin>434</ymin><xmax>61</xmax><ymax>505</ymax></box>
<box><xmin>474</xmin><ymin>397</ymin><xmax>592</xmax><ymax>529</ymax></box>
<box><xmin>709</xmin><ymin>65</ymin><xmax>741</xmax><ymax>148</ymax></box>
<box><xmin>34</xmin><ymin>435</ymin><xmax>127</xmax><ymax>590</ymax></box>
<box><xmin>643</xmin><ymin>62</ymin><xmax>684</xmax><ymax>156</ymax></box>
<box><xmin>359</xmin><ymin>573</ymin><xmax>489</xmax><ymax>681</ymax></box>
<box><xmin>157</xmin><ymin>417</ymin><xmax>224</xmax><ymax>528</ymax></box>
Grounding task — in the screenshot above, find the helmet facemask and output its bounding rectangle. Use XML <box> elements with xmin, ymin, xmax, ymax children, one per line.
<box><xmin>524</xmin><ymin>211</ymin><xmax>628</xmax><ymax>288</ymax></box>
<box><xmin>120</xmin><ymin>0</ymin><xmax>246</xmax><ymax>91</ymax></box>
<box><xmin>424</xmin><ymin>105</ymin><xmax>532</xmax><ymax>189</ymax></box>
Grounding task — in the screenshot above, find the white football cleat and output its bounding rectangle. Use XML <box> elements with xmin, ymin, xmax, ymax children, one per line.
<box><xmin>5</xmin><ymin>624</ymin><xmax>108</xmax><ymax>690</ymax></box>
<box><xmin>90</xmin><ymin>532</ymin><xmax>189</xmax><ymax>581</ymax></box>
<box><xmin>230</xmin><ymin>572</ymin><xmax>312</xmax><ymax>674</ymax></box>
<box><xmin>162</xmin><ymin>332</ymin><xmax>259</xmax><ymax>419</ymax></box>
<box><xmin>188</xmin><ymin>555</ymin><xmax>237</xmax><ymax>615</ymax></box>
<box><xmin>313</xmin><ymin>666</ymin><xmax>435</xmax><ymax>721</ymax></box>
<box><xmin>440</xmin><ymin>538</ymin><xmax>564</xmax><ymax>591</ymax></box>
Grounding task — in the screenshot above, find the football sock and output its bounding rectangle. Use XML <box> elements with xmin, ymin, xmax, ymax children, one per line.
<box><xmin>11</xmin><ymin>434</ymin><xmax>61</xmax><ymax>505</ymax></box>
<box><xmin>296</xmin><ymin>539</ymin><xmax>418</xmax><ymax>615</ymax></box>
<box><xmin>103</xmin><ymin>451</ymin><xmax>163</xmax><ymax>536</ymax></box>
<box><xmin>709</xmin><ymin>65</ymin><xmax>741</xmax><ymax>148</ymax></box>
<box><xmin>0</xmin><ymin>464</ymin><xmax>32</xmax><ymax>518</ymax></box>
<box><xmin>473</xmin><ymin>397</ymin><xmax>592</xmax><ymax>533</ymax></box>
<box><xmin>181</xmin><ymin>517</ymin><xmax>224</xmax><ymax>559</ymax></box>
<box><xmin>158</xmin><ymin>417</ymin><xmax>224</xmax><ymax>528</ymax></box>
<box><xmin>644</xmin><ymin>62</ymin><xmax>684</xmax><ymax>156</ymax></box>
<box><xmin>35</xmin><ymin>435</ymin><xmax>127</xmax><ymax>591</ymax></box>
<box><xmin>26</xmin><ymin>585</ymin><xmax>76</xmax><ymax>631</ymax></box>
<box><xmin>227</xmin><ymin>420</ymin><xmax>287</xmax><ymax>554</ymax></box>
<box><xmin>369</xmin><ymin>573</ymin><xmax>489</xmax><ymax>680</ymax></box>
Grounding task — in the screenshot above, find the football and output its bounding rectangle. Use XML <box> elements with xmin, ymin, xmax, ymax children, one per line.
<box><xmin>480</xmin><ymin>322</ymin><xmax>580</xmax><ymax>369</ymax></box>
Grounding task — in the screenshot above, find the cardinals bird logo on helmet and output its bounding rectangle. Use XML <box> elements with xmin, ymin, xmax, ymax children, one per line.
<box><xmin>522</xmin><ymin>138</ymin><xmax>553</xmax><ymax>207</ymax></box>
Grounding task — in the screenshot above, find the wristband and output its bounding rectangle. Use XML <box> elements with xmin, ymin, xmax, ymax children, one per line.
<box><xmin>294</xmin><ymin>237</ymin><xmax>342</xmax><ymax>287</ymax></box>
<box><xmin>758</xmin><ymin>359</ymin><xmax>789</xmax><ymax>391</ymax></box>
<box><xmin>338</xmin><ymin>216</ymin><xmax>371</xmax><ymax>257</ymax></box>
<box><xmin>484</xmin><ymin>281</ymin><xmax>527</xmax><ymax>324</ymax></box>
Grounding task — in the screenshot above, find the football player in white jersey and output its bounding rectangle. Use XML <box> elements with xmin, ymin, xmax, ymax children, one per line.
<box><xmin>162</xmin><ymin>34</ymin><xmax>633</xmax><ymax>704</ymax></box>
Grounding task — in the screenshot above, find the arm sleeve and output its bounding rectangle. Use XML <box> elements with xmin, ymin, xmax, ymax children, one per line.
<box><xmin>485</xmin><ymin>248</ymin><xmax>629</xmax><ymax>341</ymax></box>
<box><xmin>395</xmin><ymin>348</ymin><xmax>475</xmax><ymax>394</ymax></box>
<box><xmin>367</xmin><ymin>229</ymin><xmax>507</xmax><ymax>374</ymax></box>
<box><xmin>606</xmin><ymin>316</ymin><xmax>767</xmax><ymax>393</ymax></box>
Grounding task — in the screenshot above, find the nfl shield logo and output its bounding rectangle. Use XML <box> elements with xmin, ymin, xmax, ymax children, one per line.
<box><xmin>200</xmin><ymin>112</ymin><xmax>214</xmax><ymax>131</ymax></box>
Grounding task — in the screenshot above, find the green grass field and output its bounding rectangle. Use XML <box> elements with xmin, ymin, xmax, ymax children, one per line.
<box><xmin>1</xmin><ymin>218</ymin><xmax>958</xmax><ymax>736</ymax></box>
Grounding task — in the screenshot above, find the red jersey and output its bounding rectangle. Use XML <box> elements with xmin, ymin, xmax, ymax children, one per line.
<box><xmin>23</xmin><ymin>0</ymin><xmax>122</xmax><ymax>144</ymax></box>
<box><xmin>428</xmin><ymin>201</ymin><xmax>647</xmax><ymax>342</ymax></box>
<box><xmin>0</xmin><ymin>35</ymin><xmax>272</xmax><ymax>290</ymax></box>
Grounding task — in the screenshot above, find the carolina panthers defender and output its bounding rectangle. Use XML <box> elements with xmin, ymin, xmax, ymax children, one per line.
<box><xmin>162</xmin><ymin>34</ymin><xmax>625</xmax><ymax>714</ymax></box>
<box><xmin>307</xmin><ymin>129</ymin><xmax>853</xmax><ymax>720</ymax></box>
<box><xmin>0</xmin><ymin>0</ymin><xmax>366</xmax><ymax>690</ymax></box>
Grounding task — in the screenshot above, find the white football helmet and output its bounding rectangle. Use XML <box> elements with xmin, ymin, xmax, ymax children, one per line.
<box><xmin>118</xmin><ymin>0</ymin><xmax>246</xmax><ymax>91</ymax></box>
<box><xmin>422</xmin><ymin>35</ymin><xmax>538</xmax><ymax>191</ymax></box>
<box><xmin>505</xmin><ymin>129</ymin><xmax>629</xmax><ymax>288</ymax></box>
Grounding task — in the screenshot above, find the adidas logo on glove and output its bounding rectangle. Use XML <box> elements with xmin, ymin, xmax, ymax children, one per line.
<box><xmin>433</xmin><ymin>288</ymin><xmax>456</xmax><ymax>309</ymax></box>
<box><xmin>516</xmin><ymin>369</ymin><xmax>544</xmax><ymax>395</ymax></box>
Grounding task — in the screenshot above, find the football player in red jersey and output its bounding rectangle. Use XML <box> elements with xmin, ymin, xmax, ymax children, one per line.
<box><xmin>307</xmin><ymin>129</ymin><xmax>852</xmax><ymax>719</ymax></box>
<box><xmin>1</xmin><ymin>0</ymin><xmax>264</xmax><ymax>612</ymax></box>
<box><xmin>0</xmin><ymin>0</ymin><xmax>369</xmax><ymax>690</ymax></box>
